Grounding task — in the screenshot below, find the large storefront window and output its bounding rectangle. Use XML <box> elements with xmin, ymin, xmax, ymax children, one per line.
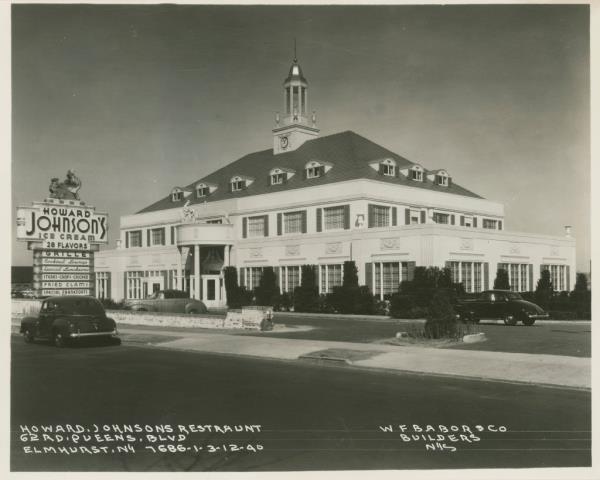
<box><xmin>446</xmin><ymin>261</ymin><xmax>488</xmax><ymax>293</ymax></box>
<box><xmin>320</xmin><ymin>264</ymin><xmax>343</xmax><ymax>294</ymax></box>
<box><xmin>497</xmin><ymin>263</ymin><xmax>532</xmax><ymax>292</ymax></box>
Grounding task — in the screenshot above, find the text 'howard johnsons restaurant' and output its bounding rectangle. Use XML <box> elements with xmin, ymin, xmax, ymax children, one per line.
<box><xmin>94</xmin><ymin>54</ymin><xmax>576</xmax><ymax>309</ymax></box>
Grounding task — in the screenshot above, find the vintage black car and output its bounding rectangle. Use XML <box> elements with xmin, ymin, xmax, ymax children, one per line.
<box><xmin>124</xmin><ymin>289</ymin><xmax>207</xmax><ymax>314</ymax></box>
<box><xmin>455</xmin><ymin>289</ymin><xmax>549</xmax><ymax>326</ymax></box>
<box><xmin>20</xmin><ymin>295</ymin><xmax>119</xmax><ymax>347</ymax></box>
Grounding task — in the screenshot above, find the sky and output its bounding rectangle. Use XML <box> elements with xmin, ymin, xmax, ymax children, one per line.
<box><xmin>10</xmin><ymin>3</ymin><xmax>590</xmax><ymax>271</ymax></box>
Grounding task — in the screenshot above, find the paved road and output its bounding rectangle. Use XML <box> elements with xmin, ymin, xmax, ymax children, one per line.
<box><xmin>260</xmin><ymin>315</ymin><xmax>591</xmax><ymax>357</ymax></box>
<box><xmin>11</xmin><ymin>336</ymin><xmax>591</xmax><ymax>472</ymax></box>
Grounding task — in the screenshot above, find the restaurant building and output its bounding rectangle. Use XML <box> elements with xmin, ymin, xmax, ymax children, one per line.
<box><xmin>95</xmin><ymin>54</ymin><xmax>576</xmax><ymax>308</ymax></box>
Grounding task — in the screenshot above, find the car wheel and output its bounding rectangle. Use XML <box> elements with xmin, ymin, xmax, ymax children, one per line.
<box><xmin>23</xmin><ymin>329</ymin><xmax>34</xmax><ymax>343</ymax></box>
<box><xmin>503</xmin><ymin>315</ymin><xmax>517</xmax><ymax>326</ymax></box>
<box><xmin>53</xmin><ymin>331</ymin><xmax>67</xmax><ymax>348</ymax></box>
<box><xmin>522</xmin><ymin>316</ymin><xmax>535</xmax><ymax>326</ymax></box>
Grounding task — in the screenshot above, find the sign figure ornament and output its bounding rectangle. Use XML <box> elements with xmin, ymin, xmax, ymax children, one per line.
<box><xmin>49</xmin><ymin>169</ymin><xmax>82</xmax><ymax>200</ymax></box>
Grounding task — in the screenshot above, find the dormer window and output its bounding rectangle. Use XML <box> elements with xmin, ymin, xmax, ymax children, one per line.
<box><xmin>171</xmin><ymin>187</ymin><xmax>183</xmax><ymax>202</ymax></box>
<box><xmin>196</xmin><ymin>183</ymin><xmax>209</xmax><ymax>198</ymax></box>
<box><xmin>305</xmin><ymin>160</ymin><xmax>331</xmax><ymax>179</ymax></box>
<box><xmin>382</xmin><ymin>164</ymin><xmax>395</xmax><ymax>176</ymax></box>
<box><xmin>230</xmin><ymin>175</ymin><xmax>253</xmax><ymax>192</ymax></box>
<box><xmin>410</xmin><ymin>166</ymin><xmax>424</xmax><ymax>182</ymax></box>
<box><xmin>231</xmin><ymin>179</ymin><xmax>245</xmax><ymax>192</ymax></box>
<box><xmin>271</xmin><ymin>173</ymin><xmax>285</xmax><ymax>185</ymax></box>
<box><xmin>435</xmin><ymin>170</ymin><xmax>449</xmax><ymax>186</ymax></box>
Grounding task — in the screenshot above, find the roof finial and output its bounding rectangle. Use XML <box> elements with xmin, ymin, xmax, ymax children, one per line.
<box><xmin>294</xmin><ymin>37</ymin><xmax>297</xmax><ymax>63</ymax></box>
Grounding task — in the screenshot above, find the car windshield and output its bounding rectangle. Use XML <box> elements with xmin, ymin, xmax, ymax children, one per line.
<box><xmin>505</xmin><ymin>292</ymin><xmax>523</xmax><ymax>300</ymax></box>
<box><xmin>57</xmin><ymin>298</ymin><xmax>105</xmax><ymax>315</ymax></box>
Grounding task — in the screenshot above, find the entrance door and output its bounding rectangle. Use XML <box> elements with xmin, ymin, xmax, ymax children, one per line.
<box><xmin>201</xmin><ymin>274</ymin><xmax>223</xmax><ymax>308</ymax></box>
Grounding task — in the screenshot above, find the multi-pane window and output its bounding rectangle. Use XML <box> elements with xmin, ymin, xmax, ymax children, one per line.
<box><xmin>319</xmin><ymin>264</ymin><xmax>343</xmax><ymax>294</ymax></box>
<box><xmin>241</xmin><ymin>267</ymin><xmax>264</xmax><ymax>290</ymax></box>
<box><xmin>284</xmin><ymin>211</ymin><xmax>303</xmax><ymax>234</ymax></box>
<box><xmin>96</xmin><ymin>272</ymin><xmax>110</xmax><ymax>299</ymax></box>
<box><xmin>543</xmin><ymin>264</ymin><xmax>568</xmax><ymax>292</ymax></box>
<box><xmin>382</xmin><ymin>163</ymin><xmax>395</xmax><ymax>176</ymax></box>
<box><xmin>128</xmin><ymin>230</ymin><xmax>142</xmax><ymax>248</ymax></box>
<box><xmin>151</xmin><ymin>228</ymin><xmax>165</xmax><ymax>246</ymax></box>
<box><xmin>247</xmin><ymin>216</ymin><xmax>266</xmax><ymax>237</ymax></box>
<box><xmin>324</xmin><ymin>206</ymin><xmax>345</xmax><ymax>230</ymax></box>
<box><xmin>463</xmin><ymin>216</ymin><xmax>473</xmax><ymax>227</ymax></box>
<box><xmin>278</xmin><ymin>266</ymin><xmax>301</xmax><ymax>293</ymax></box>
<box><xmin>231</xmin><ymin>180</ymin><xmax>245</xmax><ymax>191</ymax></box>
<box><xmin>271</xmin><ymin>173</ymin><xmax>285</xmax><ymax>185</ymax></box>
<box><xmin>126</xmin><ymin>271</ymin><xmax>144</xmax><ymax>299</ymax></box>
<box><xmin>446</xmin><ymin>261</ymin><xmax>486</xmax><ymax>293</ymax></box>
<box><xmin>196</xmin><ymin>186</ymin><xmax>209</xmax><ymax>197</ymax></box>
<box><xmin>483</xmin><ymin>219</ymin><xmax>498</xmax><ymax>229</ymax></box>
<box><xmin>410</xmin><ymin>210</ymin><xmax>420</xmax><ymax>224</ymax></box>
<box><xmin>474</xmin><ymin>263</ymin><xmax>482</xmax><ymax>292</ymax></box>
<box><xmin>374</xmin><ymin>263</ymin><xmax>398</xmax><ymax>296</ymax></box>
<box><xmin>437</xmin><ymin>175</ymin><xmax>448</xmax><ymax>186</ymax></box>
<box><xmin>461</xmin><ymin>263</ymin><xmax>472</xmax><ymax>292</ymax></box>
<box><xmin>550</xmin><ymin>265</ymin><xmax>559</xmax><ymax>290</ymax></box>
<box><xmin>411</xmin><ymin>169</ymin><xmax>423</xmax><ymax>181</ymax></box>
<box><xmin>306</xmin><ymin>166</ymin><xmax>321</xmax><ymax>179</ymax></box>
<box><xmin>497</xmin><ymin>263</ymin><xmax>531</xmax><ymax>292</ymax></box>
<box><xmin>433</xmin><ymin>212</ymin><xmax>449</xmax><ymax>224</ymax></box>
<box><xmin>370</xmin><ymin>205</ymin><xmax>390</xmax><ymax>228</ymax></box>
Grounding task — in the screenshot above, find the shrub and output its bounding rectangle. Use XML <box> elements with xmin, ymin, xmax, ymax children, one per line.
<box><xmin>293</xmin><ymin>285</ymin><xmax>320</xmax><ymax>312</ymax></box>
<box><xmin>342</xmin><ymin>260</ymin><xmax>359</xmax><ymax>288</ymax></box>
<box><xmin>273</xmin><ymin>292</ymin><xmax>293</xmax><ymax>312</ymax></box>
<box><xmin>374</xmin><ymin>299</ymin><xmax>390</xmax><ymax>316</ymax></box>
<box><xmin>389</xmin><ymin>294</ymin><xmax>416</xmax><ymax>318</ymax></box>
<box><xmin>223</xmin><ymin>266</ymin><xmax>246</xmax><ymax>308</ymax></box>
<box><xmin>423</xmin><ymin>290</ymin><xmax>459</xmax><ymax>339</ymax></box>
<box><xmin>400</xmin><ymin>266</ymin><xmax>461</xmax><ymax>307</ymax></box>
<box><xmin>99</xmin><ymin>298</ymin><xmax>127</xmax><ymax>310</ymax></box>
<box><xmin>254</xmin><ymin>266</ymin><xmax>279</xmax><ymax>306</ymax></box>
<box><xmin>330</xmin><ymin>285</ymin><xmax>374</xmax><ymax>315</ymax></box>
<box><xmin>493</xmin><ymin>269</ymin><xmax>510</xmax><ymax>290</ymax></box>
<box><xmin>570</xmin><ymin>273</ymin><xmax>591</xmax><ymax>318</ymax></box>
<box><xmin>535</xmin><ymin>269</ymin><xmax>554</xmax><ymax>310</ymax></box>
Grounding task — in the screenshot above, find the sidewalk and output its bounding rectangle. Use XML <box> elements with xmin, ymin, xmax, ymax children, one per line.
<box><xmin>118</xmin><ymin>325</ymin><xmax>590</xmax><ymax>390</ymax></box>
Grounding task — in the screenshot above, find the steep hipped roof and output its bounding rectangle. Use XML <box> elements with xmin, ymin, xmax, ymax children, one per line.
<box><xmin>138</xmin><ymin>131</ymin><xmax>483</xmax><ymax>214</ymax></box>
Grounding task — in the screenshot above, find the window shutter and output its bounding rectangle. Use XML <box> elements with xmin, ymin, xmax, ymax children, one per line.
<box><xmin>484</xmin><ymin>263</ymin><xmax>489</xmax><ymax>290</ymax></box>
<box><xmin>147</xmin><ymin>230</ymin><xmax>151</xmax><ymax>247</ymax></box>
<box><xmin>365</xmin><ymin>263</ymin><xmax>373</xmax><ymax>293</ymax></box>
<box><xmin>498</xmin><ymin>220</ymin><xmax>503</xmax><ymax>230</ymax></box>
<box><xmin>240</xmin><ymin>268</ymin><xmax>246</xmax><ymax>289</ymax></box>
<box><xmin>263</xmin><ymin>215</ymin><xmax>269</xmax><ymax>237</ymax></box>
<box><xmin>274</xmin><ymin>267</ymin><xmax>280</xmax><ymax>293</ymax></box>
<box><xmin>161</xmin><ymin>228</ymin><xmax>166</xmax><ymax>245</ymax></box>
<box><xmin>378</xmin><ymin>163</ymin><xmax>384</xmax><ymax>175</ymax></box>
<box><xmin>316</xmin><ymin>208</ymin><xmax>322</xmax><ymax>232</ymax></box>
<box><xmin>450</xmin><ymin>215</ymin><xmax>455</xmax><ymax>225</ymax></box>
<box><xmin>170</xmin><ymin>226</ymin><xmax>175</xmax><ymax>245</ymax></box>
<box><xmin>529</xmin><ymin>264</ymin><xmax>533</xmax><ymax>291</ymax></box>
<box><xmin>343</xmin><ymin>205</ymin><xmax>350</xmax><ymax>230</ymax></box>
<box><xmin>392</xmin><ymin>207</ymin><xmax>397</xmax><ymax>226</ymax></box>
<box><xmin>368</xmin><ymin>204</ymin><xmax>375</xmax><ymax>228</ymax></box>
<box><xmin>125</xmin><ymin>232</ymin><xmax>129</xmax><ymax>248</ymax></box>
<box><xmin>242</xmin><ymin>218</ymin><xmax>247</xmax><ymax>238</ymax></box>
<box><xmin>407</xmin><ymin>262</ymin><xmax>416</xmax><ymax>281</ymax></box>
<box><xmin>405</xmin><ymin>208</ymin><xmax>410</xmax><ymax>225</ymax></box>
<box><xmin>473</xmin><ymin>217</ymin><xmax>478</xmax><ymax>228</ymax></box>
<box><xmin>301</xmin><ymin>211</ymin><xmax>307</xmax><ymax>233</ymax></box>
<box><xmin>460</xmin><ymin>216</ymin><xmax>465</xmax><ymax>226</ymax></box>
<box><xmin>566</xmin><ymin>265</ymin><xmax>571</xmax><ymax>290</ymax></box>
<box><xmin>277</xmin><ymin>213</ymin><xmax>282</xmax><ymax>235</ymax></box>
<box><xmin>420</xmin><ymin>210</ymin><xmax>426</xmax><ymax>224</ymax></box>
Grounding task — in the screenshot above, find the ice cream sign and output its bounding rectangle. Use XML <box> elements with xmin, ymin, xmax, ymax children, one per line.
<box><xmin>16</xmin><ymin>202</ymin><xmax>108</xmax><ymax>249</ymax></box>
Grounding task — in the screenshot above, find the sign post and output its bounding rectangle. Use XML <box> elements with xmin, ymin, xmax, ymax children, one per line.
<box><xmin>15</xmin><ymin>171</ymin><xmax>108</xmax><ymax>298</ymax></box>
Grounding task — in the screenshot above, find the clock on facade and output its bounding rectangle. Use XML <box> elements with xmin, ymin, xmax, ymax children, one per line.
<box><xmin>280</xmin><ymin>136</ymin><xmax>289</xmax><ymax>149</ymax></box>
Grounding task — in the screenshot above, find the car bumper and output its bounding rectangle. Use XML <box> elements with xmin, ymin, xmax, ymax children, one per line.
<box><xmin>69</xmin><ymin>329</ymin><xmax>118</xmax><ymax>338</ymax></box>
<box><xmin>526</xmin><ymin>313</ymin><xmax>549</xmax><ymax>320</ymax></box>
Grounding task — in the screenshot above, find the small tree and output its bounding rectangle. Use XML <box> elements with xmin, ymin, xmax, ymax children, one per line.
<box><xmin>293</xmin><ymin>265</ymin><xmax>319</xmax><ymax>312</ymax></box>
<box><xmin>223</xmin><ymin>266</ymin><xmax>242</xmax><ymax>308</ymax></box>
<box><xmin>423</xmin><ymin>290</ymin><xmax>459</xmax><ymax>339</ymax></box>
<box><xmin>254</xmin><ymin>266</ymin><xmax>278</xmax><ymax>306</ymax></box>
<box><xmin>535</xmin><ymin>269</ymin><xmax>553</xmax><ymax>310</ymax></box>
<box><xmin>570</xmin><ymin>273</ymin><xmax>591</xmax><ymax>318</ymax></box>
<box><xmin>342</xmin><ymin>261</ymin><xmax>359</xmax><ymax>287</ymax></box>
<box><xmin>493</xmin><ymin>269</ymin><xmax>510</xmax><ymax>290</ymax></box>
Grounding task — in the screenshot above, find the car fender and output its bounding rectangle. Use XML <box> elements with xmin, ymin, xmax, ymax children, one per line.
<box><xmin>20</xmin><ymin>316</ymin><xmax>39</xmax><ymax>332</ymax></box>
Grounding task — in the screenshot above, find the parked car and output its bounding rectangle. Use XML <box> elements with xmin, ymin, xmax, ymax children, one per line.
<box><xmin>20</xmin><ymin>295</ymin><xmax>119</xmax><ymax>347</ymax></box>
<box><xmin>124</xmin><ymin>290</ymin><xmax>207</xmax><ymax>314</ymax></box>
<box><xmin>455</xmin><ymin>289</ymin><xmax>549</xmax><ymax>326</ymax></box>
